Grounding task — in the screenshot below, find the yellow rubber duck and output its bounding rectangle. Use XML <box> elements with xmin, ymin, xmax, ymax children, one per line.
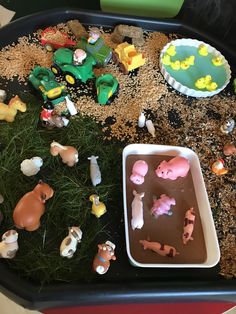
<box><xmin>185</xmin><ymin>55</ymin><xmax>195</xmax><ymax>66</ymax></box>
<box><xmin>162</xmin><ymin>54</ymin><xmax>171</xmax><ymax>65</ymax></box>
<box><xmin>89</xmin><ymin>194</ymin><xmax>107</xmax><ymax>218</ymax></box>
<box><xmin>198</xmin><ymin>44</ymin><xmax>208</xmax><ymax>56</ymax></box>
<box><xmin>180</xmin><ymin>60</ymin><xmax>190</xmax><ymax>70</ymax></box>
<box><xmin>204</xmin><ymin>75</ymin><xmax>212</xmax><ymax>84</ymax></box>
<box><xmin>206</xmin><ymin>82</ymin><xmax>218</xmax><ymax>91</ymax></box>
<box><xmin>170</xmin><ymin>60</ymin><xmax>180</xmax><ymax>70</ymax></box>
<box><xmin>212</xmin><ymin>56</ymin><xmax>223</xmax><ymax>66</ymax></box>
<box><xmin>195</xmin><ymin>77</ymin><xmax>207</xmax><ymax>89</ymax></box>
<box><xmin>166</xmin><ymin>45</ymin><xmax>176</xmax><ymax>56</ymax></box>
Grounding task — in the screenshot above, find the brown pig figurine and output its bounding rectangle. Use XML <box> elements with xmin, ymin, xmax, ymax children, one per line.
<box><xmin>13</xmin><ymin>180</ymin><xmax>54</xmax><ymax>231</ymax></box>
<box><xmin>139</xmin><ymin>240</ymin><xmax>179</xmax><ymax>257</ymax></box>
<box><xmin>93</xmin><ymin>241</ymin><xmax>116</xmax><ymax>274</ymax></box>
<box><xmin>223</xmin><ymin>144</ymin><xmax>236</xmax><ymax>156</ymax></box>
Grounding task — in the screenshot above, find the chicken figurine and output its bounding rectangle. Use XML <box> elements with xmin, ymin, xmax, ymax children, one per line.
<box><xmin>211</xmin><ymin>159</ymin><xmax>228</xmax><ymax>175</ymax></box>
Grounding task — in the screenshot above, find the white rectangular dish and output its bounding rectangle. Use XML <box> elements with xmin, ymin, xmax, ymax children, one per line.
<box><xmin>122</xmin><ymin>143</ymin><xmax>220</xmax><ymax>268</ymax></box>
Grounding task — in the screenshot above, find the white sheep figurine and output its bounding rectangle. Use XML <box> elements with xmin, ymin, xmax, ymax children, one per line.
<box><xmin>131</xmin><ymin>190</ymin><xmax>145</xmax><ymax>230</ymax></box>
<box><xmin>0</xmin><ymin>89</ymin><xmax>7</xmax><ymax>103</ymax></box>
<box><xmin>20</xmin><ymin>156</ymin><xmax>43</xmax><ymax>176</ymax></box>
<box><xmin>60</xmin><ymin>227</ymin><xmax>83</xmax><ymax>258</ymax></box>
<box><xmin>0</xmin><ymin>230</ymin><xmax>19</xmax><ymax>259</ymax></box>
<box><xmin>88</xmin><ymin>155</ymin><xmax>102</xmax><ymax>186</ymax></box>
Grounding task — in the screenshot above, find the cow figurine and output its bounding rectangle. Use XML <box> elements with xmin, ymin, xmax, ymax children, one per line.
<box><xmin>93</xmin><ymin>241</ymin><xmax>116</xmax><ymax>274</ymax></box>
<box><xmin>151</xmin><ymin>194</ymin><xmax>176</xmax><ymax>218</ymax></box>
<box><xmin>13</xmin><ymin>180</ymin><xmax>54</xmax><ymax>231</ymax></box>
<box><xmin>0</xmin><ymin>230</ymin><xmax>19</xmax><ymax>259</ymax></box>
<box><xmin>155</xmin><ymin>156</ymin><xmax>190</xmax><ymax>180</ymax></box>
<box><xmin>131</xmin><ymin>190</ymin><xmax>145</xmax><ymax>230</ymax></box>
<box><xmin>140</xmin><ymin>240</ymin><xmax>179</xmax><ymax>257</ymax></box>
<box><xmin>60</xmin><ymin>227</ymin><xmax>83</xmax><ymax>258</ymax></box>
<box><xmin>130</xmin><ymin>160</ymin><xmax>148</xmax><ymax>185</ymax></box>
<box><xmin>50</xmin><ymin>141</ymin><xmax>79</xmax><ymax>167</ymax></box>
<box><xmin>88</xmin><ymin>155</ymin><xmax>102</xmax><ymax>186</ymax></box>
<box><xmin>182</xmin><ymin>207</ymin><xmax>196</xmax><ymax>245</ymax></box>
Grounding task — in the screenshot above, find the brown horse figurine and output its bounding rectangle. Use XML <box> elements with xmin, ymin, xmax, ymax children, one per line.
<box><xmin>0</xmin><ymin>95</ymin><xmax>27</xmax><ymax>122</ymax></box>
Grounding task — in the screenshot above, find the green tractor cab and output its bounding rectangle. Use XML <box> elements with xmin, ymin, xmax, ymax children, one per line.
<box><xmin>51</xmin><ymin>48</ymin><xmax>96</xmax><ymax>85</ymax></box>
<box><xmin>95</xmin><ymin>73</ymin><xmax>119</xmax><ymax>105</ymax></box>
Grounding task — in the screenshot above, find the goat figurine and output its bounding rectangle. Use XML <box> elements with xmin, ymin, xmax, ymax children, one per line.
<box><xmin>93</xmin><ymin>241</ymin><xmax>116</xmax><ymax>274</ymax></box>
<box><xmin>50</xmin><ymin>141</ymin><xmax>79</xmax><ymax>167</ymax></box>
<box><xmin>60</xmin><ymin>227</ymin><xmax>83</xmax><ymax>258</ymax></box>
<box><xmin>0</xmin><ymin>230</ymin><xmax>19</xmax><ymax>259</ymax></box>
<box><xmin>88</xmin><ymin>155</ymin><xmax>101</xmax><ymax>186</ymax></box>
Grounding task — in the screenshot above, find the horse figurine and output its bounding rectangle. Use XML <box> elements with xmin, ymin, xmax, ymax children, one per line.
<box><xmin>0</xmin><ymin>95</ymin><xmax>27</xmax><ymax>122</ymax></box>
<box><xmin>50</xmin><ymin>141</ymin><xmax>79</xmax><ymax>167</ymax></box>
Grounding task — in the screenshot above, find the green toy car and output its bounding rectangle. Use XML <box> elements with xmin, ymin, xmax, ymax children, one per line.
<box><xmin>51</xmin><ymin>48</ymin><xmax>96</xmax><ymax>86</ymax></box>
<box><xmin>77</xmin><ymin>37</ymin><xmax>112</xmax><ymax>67</ymax></box>
<box><xmin>95</xmin><ymin>74</ymin><xmax>119</xmax><ymax>105</ymax></box>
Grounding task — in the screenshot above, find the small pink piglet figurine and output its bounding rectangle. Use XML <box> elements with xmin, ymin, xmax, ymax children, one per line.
<box><xmin>130</xmin><ymin>160</ymin><xmax>148</xmax><ymax>185</ymax></box>
<box><xmin>182</xmin><ymin>207</ymin><xmax>195</xmax><ymax>245</ymax></box>
<box><xmin>155</xmin><ymin>156</ymin><xmax>190</xmax><ymax>180</ymax></box>
<box><xmin>151</xmin><ymin>194</ymin><xmax>176</xmax><ymax>218</ymax></box>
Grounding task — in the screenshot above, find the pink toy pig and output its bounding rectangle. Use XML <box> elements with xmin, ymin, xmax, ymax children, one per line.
<box><xmin>155</xmin><ymin>156</ymin><xmax>190</xmax><ymax>180</ymax></box>
<box><xmin>130</xmin><ymin>160</ymin><xmax>148</xmax><ymax>185</ymax></box>
<box><xmin>182</xmin><ymin>207</ymin><xmax>195</xmax><ymax>245</ymax></box>
<box><xmin>151</xmin><ymin>194</ymin><xmax>176</xmax><ymax>218</ymax></box>
<box><xmin>140</xmin><ymin>240</ymin><xmax>179</xmax><ymax>257</ymax></box>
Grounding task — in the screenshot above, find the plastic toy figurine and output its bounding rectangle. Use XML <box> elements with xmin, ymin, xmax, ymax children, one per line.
<box><xmin>161</xmin><ymin>54</ymin><xmax>171</xmax><ymax>66</ymax></box>
<box><xmin>88</xmin><ymin>27</ymin><xmax>101</xmax><ymax>44</ymax></box>
<box><xmin>195</xmin><ymin>75</ymin><xmax>217</xmax><ymax>91</ymax></box>
<box><xmin>73</xmin><ymin>49</ymin><xmax>87</xmax><ymax>65</ymax></box>
<box><xmin>95</xmin><ymin>74</ymin><xmax>119</xmax><ymax>105</ymax></box>
<box><xmin>220</xmin><ymin>118</ymin><xmax>235</xmax><ymax>134</ymax></box>
<box><xmin>198</xmin><ymin>44</ymin><xmax>208</xmax><ymax>56</ymax></box>
<box><xmin>211</xmin><ymin>159</ymin><xmax>228</xmax><ymax>175</ymax></box>
<box><xmin>88</xmin><ymin>156</ymin><xmax>102</xmax><ymax>187</ymax></box>
<box><xmin>139</xmin><ymin>240</ymin><xmax>179</xmax><ymax>257</ymax></box>
<box><xmin>111</xmin><ymin>24</ymin><xmax>144</xmax><ymax>47</ymax></box>
<box><xmin>131</xmin><ymin>190</ymin><xmax>145</xmax><ymax>230</ymax></box>
<box><xmin>151</xmin><ymin>194</ymin><xmax>176</xmax><ymax>218</ymax></box>
<box><xmin>146</xmin><ymin>119</ymin><xmax>156</xmax><ymax>137</ymax></box>
<box><xmin>41</xmin><ymin>27</ymin><xmax>76</xmax><ymax>52</ymax></box>
<box><xmin>0</xmin><ymin>95</ymin><xmax>26</xmax><ymax>122</ymax></box>
<box><xmin>13</xmin><ymin>180</ymin><xmax>54</xmax><ymax>232</ymax></box>
<box><xmin>183</xmin><ymin>207</ymin><xmax>196</xmax><ymax>245</ymax></box>
<box><xmin>212</xmin><ymin>56</ymin><xmax>223</xmax><ymax>66</ymax></box>
<box><xmin>166</xmin><ymin>45</ymin><xmax>176</xmax><ymax>56</ymax></box>
<box><xmin>155</xmin><ymin>156</ymin><xmax>190</xmax><ymax>180</ymax></box>
<box><xmin>138</xmin><ymin>112</ymin><xmax>146</xmax><ymax>128</ymax></box>
<box><xmin>170</xmin><ymin>60</ymin><xmax>180</xmax><ymax>71</ymax></box>
<box><xmin>93</xmin><ymin>241</ymin><xmax>116</xmax><ymax>274</ymax></box>
<box><xmin>130</xmin><ymin>160</ymin><xmax>148</xmax><ymax>185</ymax></box>
<box><xmin>0</xmin><ymin>230</ymin><xmax>18</xmax><ymax>259</ymax></box>
<box><xmin>223</xmin><ymin>144</ymin><xmax>236</xmax><ymax>156</ymax></box>
<box><xmin>20</xmin><ymin>156</ymin><xmax>43</xmax><ymax>176</ymax></box>
<box><xmin>40</xmin><ymin>104</ymin><xmax>69</xmax><ymax>129</ymax></box>
<box><xmin>50</xmin><ymin>141</ymin><xmax>79</xmax><ymax>167</ymax></box>
<box><xmin>0</xmin><ymin>89</ymin><xmax>7</xmax><ymax>102</ymax></box>
<box><xmin>60</xmin><ymin>227</ymin><xmax>83</xmax><ymax>258</ymax></box>
<box><xmin>89</xmin><ymin>194</ymin><xmax>106</xmax><ymax>218</ymax></box>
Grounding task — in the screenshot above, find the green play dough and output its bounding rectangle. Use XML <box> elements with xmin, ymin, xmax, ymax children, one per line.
<box><xmin>163</xmin><ymin>46</ymin><xmax>227</xmax><ymax>90</ymax></box>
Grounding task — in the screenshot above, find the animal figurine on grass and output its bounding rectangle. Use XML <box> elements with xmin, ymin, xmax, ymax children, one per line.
<box><xmin>0</xmin><ymin>230</ymin><xmax>19</xmax><ymax>259</ymax></box>
<box><xmin>130</xmin><ymin>160</ymin><xmax>148</xmax><ymax>185</ymax></box>
<box><xmin>20</xmin><ymin>156</ymin><xmax>43</xmax><ymax>176</ymax></box>
<box><xmin>60</xmin><ymin>227</ymin><xmax>83</xmax><ymax>258</ymax></box>
<box><xmin>131</xmin><ymin>190</ymin><xmax>145</xmax><ymax>230</ymax></box>
<box><xmin>93</xmin><ymin>241</ymin><xmax>116</xmax><ymax>274</ymax></box>
<box><xmin>50</xmin><ymin>141</ymin><xmax>78</xmax><ymax>167</ymax></box>
<box><xmin>0</xmin><ymin>95</ymin><xmax>27</xmax><ymax>122</ymax></box>
<box><xmin>13</xmin><ymin>180</ymin><xmax>54</xmax><ymax>231</ymax></box>
<box><xmin>88</xmin><ymin>155</ymin><xmax>101</xmax><ymax>186</ymax></box>
<box><xmin>183</xmin><ymin>207</ymin><xmax>196</xmax><ymax>245</ymax></box>
<box><xmin>155</xmin><ymin>156</ymin><xmax>190</xmax><ymax>180</ymax></box>
<box><xmin>89</xmin><ymin>194</ymin><xmax>106</xmax><ymax>218</ymax></box>
<box><xmin>151</xmin><ymin>194</ymin><xmax>176</xmax><ymax>218</ymax></box>
<box><xmin>139</xmin><ymin>240</ymin><xmax>179</xmax><ymax>257</ymax></box>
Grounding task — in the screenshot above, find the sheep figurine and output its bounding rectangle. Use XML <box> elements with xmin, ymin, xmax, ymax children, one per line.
<box><xmin>20</xmin><ymin>156</ymin><xmax>43</xmax><ymax>176</ymax></box>
<box><xmin>0</xmin><ymin>230</ymin><xmax>19</xmax><ymax>259</ymax></box>
<box><xmin>0</xmin><ymin>89</ymin><xmax>7</xmax><ymax>103</ymax></box>
<box><xmin>88</xmin><ymin>155</ymin><xmax>101</xmax><ymax>186</ymax></box>
<box><xmin>60</xmin><ymin>227</ymin><xmax>83</xmax><ymax>258</ymax></box>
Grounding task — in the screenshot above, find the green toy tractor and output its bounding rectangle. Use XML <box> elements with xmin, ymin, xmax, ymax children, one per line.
<box><xmin>95</xmin><ymin>74</ymin><xmax>119</xmax><ymax>105</ymax></box>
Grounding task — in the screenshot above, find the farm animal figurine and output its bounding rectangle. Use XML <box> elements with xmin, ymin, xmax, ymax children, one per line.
<box><xmin>0</xmin><ymin>89</ymin><xmax>7</xmax><ymax>102</ymax></box>
<box><xmin>155</xmin><ymin>156</ymin><xmax>190</xmax><ymax>180</ymax></box>
<box><xmin>40</xmin><ymin>105</ymin><xmax>69</xmax><ymax>128</ymax></box>
<box><xmin>50</xmin><ymin>141</ymin><xmax>78</xmax><ymax>167</ymax></box>
<box><xmin>89</xmin><ymin>194</ymin><xmax>106</xmax><ymax>218</ymax></box>
<box><xmin>139</xmin><ymin>240</ymin><xmax>179</xmax><ymax>257</ymax></box>
<box><xmin>93</xmin><ymin>240</ymin><xmax>116</xmax><ymax>274</ymax></box>
<box><xmin>151</xmin><ymin>194</ymin><xmax>176</xmax><ymax>218</ymax></box>
<box><xmin>130</xmin><ymin>160</ymin><xmax>148</xmax><ymax>185</ymax></box>
<box><xmin>131</xmin><ymin>190</ymin><xmax>145</xmax><ymax>230</ymax></box>
<box><xmin>223</xmin><ymin>144</ymin><xmax>236</xmax><ymax>156</ymax></box>
<box><xmin>88</xmin><ymin>155</ymin><xmax>102</xmax><ymax>186</ymax></box>
<box><xmin>60</xmin><ymin>226</ymin><xmax>83</xmax><ymax>258</ymax></box>
<box><xmin>0</xmin><ymin>95</ymin><xmax>27</xmax><ymax>122</ymax></box>
<box><xmin>145</xmin><ymin>119</ymin><xmax>156</xmax><ymax>137</ymax></box>
<box><xmin>13</xmin><ymin>180</ymin><xmax>54</xmax><ymax>231</ymax></box>
<box><xmin>0</xmin><ymin>230</ymin><xmax>19</xmax><ymax>259</ymax></box>
<box><xmin>20</xmin><ymin>156</ymin><xmax>43</xmax><ymax>176</ymax></box>
<box><xmin>183</xmin><ymin>207</ymin><xmax>196</xmax><ymax>245</ymax></box>
<box><xmin>220</xmin><ymin>118</ymin><xmax>235</xmax><ymax>134</ymax></box>
<box><xmin>138</xmin><ymin>112</ymin><xmax>146</xmax><ymax>128</ymax></box>
<box><xmin>211</xmin><ymin>159</ymin><xmax>228</xmax><ymax>175</ymax></box>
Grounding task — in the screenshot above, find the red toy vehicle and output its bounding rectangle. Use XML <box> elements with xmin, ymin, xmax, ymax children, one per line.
<box><xmin>41</xmin><ymin>27</ymin><xmax>76</xmax><ymax>51</ymax></box>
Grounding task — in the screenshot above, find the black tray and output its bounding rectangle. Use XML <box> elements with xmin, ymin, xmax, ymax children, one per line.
<box><xmin>0</xmin><ymin>8</ymin><xmax>235</xmax><ymax>310</ymax></box>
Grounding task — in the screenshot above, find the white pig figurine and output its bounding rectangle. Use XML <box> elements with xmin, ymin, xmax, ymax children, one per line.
<box><xmin>131</xmin><ymin>190</ymin><xmax>145</xmax><ymax>230</ymax></box>
<box><xmin>88</xmin><ymin>155</ymin><xmax>102</xmax><ymax>186</ymax></box>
